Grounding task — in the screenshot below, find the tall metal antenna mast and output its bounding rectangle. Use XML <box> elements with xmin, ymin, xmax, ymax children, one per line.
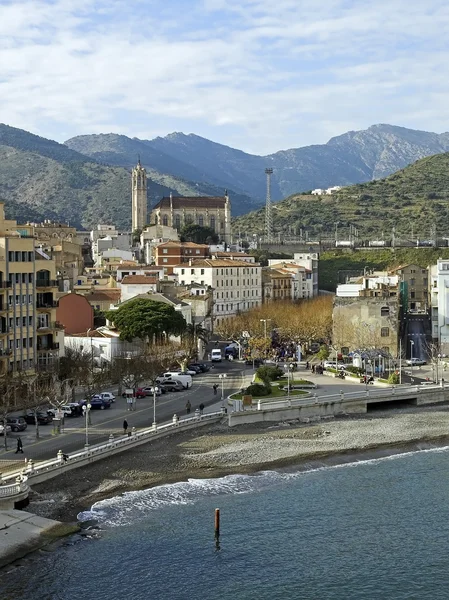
<box><xmin>265</xmin><ymin>168</ymin><xmax>273</xmax><ymax>242</ymax></box>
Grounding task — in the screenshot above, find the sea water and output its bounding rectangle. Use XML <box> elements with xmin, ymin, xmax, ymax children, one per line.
<box><xmin>2</xmin><ymin>447</ymin><xmax>449</xmax><ymax>600</ymax></box>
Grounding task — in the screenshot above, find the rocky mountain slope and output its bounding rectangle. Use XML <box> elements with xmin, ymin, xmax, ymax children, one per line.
<box><xmin>0</xmin><ymin>125</ymin><xmax>254</xmax><ymax>229</ymax></box>
<box><xmin>234</xmin><ymin>152</ymin><xmax>449</xmax><ymax>239</ymax></box>
<box><xmin>66</xmin><ymin>124</ymin><xmax>449</xmax><ymax>204</ymax></box>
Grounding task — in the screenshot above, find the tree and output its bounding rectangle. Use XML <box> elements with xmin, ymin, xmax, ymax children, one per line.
<box><xmin>0</xmin><ymin>371</ymin><xmax>28</xmax><ymax>450</ymax></box>
<box><xmin>24</xmin><ymin>373</ymin><xmax>59</xmax><ymax>439</ymax></box>
<box><xmin>180</xmin><ymin>224</ymin><xmax>219</xmax><ymax>244</ymax></box>
<box><xmin>106</xmin><ymin>299</ymin><xmax>187</xmax><ymax>343</ymax></box>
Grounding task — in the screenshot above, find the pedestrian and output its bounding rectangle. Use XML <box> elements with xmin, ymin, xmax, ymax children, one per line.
<box><xmin>311</xmin><ymin>365</ymin><xmax>315</xmax><ymax>374</ymax></box>
<box><xmin>306</xmin><ymin>361</ymin><xmax>309</xmax><ymax>370</ymax></box>
<box><xmin>123</xmin><ymin>419</ymin><xmax>128</xmax><ymax>435</ymax></box>
<box><xmin>213</xmin><ymin>383</ymin><xmax>218</xmax><ymax>395</ymax></box>
<box><xmin>15</xmin><ymin>437</ymin><xmax>23</xmax><ymax>454</ymax></box>
<box><xmin>199</xmin><ymin>403</ymin><xmax>204</xmax><ymax>415</ymax></box>
<box><xmin>186</xmin><ymin>400</ymin><xmax>191</xmax><ymax>414</ymax></box>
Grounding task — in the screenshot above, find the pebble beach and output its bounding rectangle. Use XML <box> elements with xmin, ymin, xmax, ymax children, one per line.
<box><xmin>28</xmin><ymin>405</ymin><xmax>449</xmax><ymax>523</ymax></box>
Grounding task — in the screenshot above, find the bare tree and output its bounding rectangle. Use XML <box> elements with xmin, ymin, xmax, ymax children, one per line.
<box><xmin>0</xmin><ymin>371</ymin><xmax>28</xmax><ymax>450</ymax></box>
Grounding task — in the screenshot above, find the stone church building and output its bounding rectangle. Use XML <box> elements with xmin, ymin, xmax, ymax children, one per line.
<box><xmin>150</xmin><ymin>193</ymin><xmax>232</xmax><ymax>242</ymax></box>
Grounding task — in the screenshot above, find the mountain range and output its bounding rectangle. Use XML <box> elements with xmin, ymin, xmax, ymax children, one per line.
<box><xmin>1</xmin><ymin>122</ymin><xmax>449</xmax><ymax>229</ymax></box>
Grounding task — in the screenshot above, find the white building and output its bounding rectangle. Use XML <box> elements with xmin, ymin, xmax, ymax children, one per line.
<box><xmin>172</xmin><ymin>258</ymin><xmax>262</xmax><ymax>325</ymax></box>
<box><xmin>336</xmin><ymin>275</ymin><xmax>399</xmax><ymax>297</ymax></box>
<box><xmin>140</xmin><ymin>224</ymin><xmax>179</xmax><ymax>265</ymax></box>
<box><xmin>431</xmin><ymin>260</ymin><xmax>449</xmax><ymax>352</ymax></box>
<box><xmin>120</xmin><ymin>275</ymin><xmax>160</xmax><ymax>302</ymax></box>
<box><xmin>311</xmin><ymin>186</ymin><xmax>342</xmax><ymax>195</ymax></box>
<box><xmin>65</xmin><ymin>330</ymin><xmax>143</xmax><ymax>366</ymax></box>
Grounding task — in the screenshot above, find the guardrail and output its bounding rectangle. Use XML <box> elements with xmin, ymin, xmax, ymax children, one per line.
<box><xmin>0</xmin><ymin>478</ymin><xmax>29</xmax><ymax>498</ymax></box>
<box><xmin>240</xmin><ymin>383</ymin><xmax>445</xmax><ymax>412</ymax></box>
<box><xmin>1</xmin><ymin>411</ymin><xmax>224</xmax><ymax>485</ymax></box>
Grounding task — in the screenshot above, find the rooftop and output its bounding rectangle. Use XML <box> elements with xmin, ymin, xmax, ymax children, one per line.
<box><xmin>121</xmin><ymin>275</ymin><xmax>159</xmax><ymax>284</ymax></box>
<box><xmin>173</xmin><ymin>258</ymin><xmax>260</xmax><ymax>269</ymax></box>
<box><xmin>153</xmin><ymin>196</ymin><xmax>228</xmax><ymax>210</ymax></box>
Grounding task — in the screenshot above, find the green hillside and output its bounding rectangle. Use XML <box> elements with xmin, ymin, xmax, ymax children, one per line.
<box><xmin>235</xmin><ymin>152</ymin><xmax>449</xmax><ymax>239</ymax></box>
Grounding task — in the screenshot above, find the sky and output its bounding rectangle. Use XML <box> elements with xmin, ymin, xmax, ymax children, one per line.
<box><xmin>1</xmin><ymin>0</ymin><xmax>449</xmax><ymax>155</ymax></box>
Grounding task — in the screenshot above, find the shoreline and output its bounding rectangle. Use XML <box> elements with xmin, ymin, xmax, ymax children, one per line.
<box><xmin>26</xmin><ymin>404</ymin><xmax>449</xmax><ymax>523</ymax></box>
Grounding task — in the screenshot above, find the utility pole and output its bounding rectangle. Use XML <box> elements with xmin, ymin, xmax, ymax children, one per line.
<box><xmin>265</xmin><ymin>168</ymin><xmax>273</xmax><ymax>242</ymax></box>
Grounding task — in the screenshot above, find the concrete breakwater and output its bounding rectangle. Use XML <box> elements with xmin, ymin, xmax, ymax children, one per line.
<box><xmin>0</xmin><ymin>510</ymin><xmax>79</xmax><ymax>570</ymax></box>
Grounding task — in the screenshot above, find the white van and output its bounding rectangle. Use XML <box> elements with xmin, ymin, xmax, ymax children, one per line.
<box><xmin>211</xmin><ymin>349</ymin><xmax>222</xmax><ymax>362</ymax></box>
<box><xmin>156</xmin><ymin>372</ymin><xmax>192</xmax><ymax>389</ymax></box>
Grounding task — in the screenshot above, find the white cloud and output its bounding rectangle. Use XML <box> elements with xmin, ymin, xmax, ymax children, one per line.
<box><xmin>0</xmin><ymin>0</ymin><xmax>449</xmax><ymax>153</ymax></box>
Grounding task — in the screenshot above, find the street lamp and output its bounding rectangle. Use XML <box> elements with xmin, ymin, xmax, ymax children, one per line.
<box><xmin>378</xmin><ymin>354</ymin><xmax>382</xmax><ymax>379</ymax></box>
<box><xmin>82</xmin><ymin>403</ymin><xmax>91</xmax><ymax>448</ymax></box>
<box><xmin>284</xmin><ymin>363</ymin><xmax>294</xmax><ymax>396</ymax></box>
<box><xmin>438</xmin><ymin>353</ymin><xmax>442</xmax><ymax>383</ymax></box>
<box><xmin>218</xmin><ymin>373</ymin><xmax>227</xmax><ymax>404</ymax></box>
<box><xmin>260</xmin><ymin>319</ymin><xmax>272</xmax><ymax>360</ymax></box>
<box><xmin>410</xmin><ymin>340</ymin><xmax>415</xmax><ymax>382</ymax></box>
<box><xmin>152</xmin><ymin>385</ymin><xmax>157</xmax><ymax>430</ymax></box>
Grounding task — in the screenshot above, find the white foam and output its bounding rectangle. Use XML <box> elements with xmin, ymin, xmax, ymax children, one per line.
<box><xmin>78</xmin><ymin>445</ymin><xmax>449</xmax><ymax>527</ymax></box>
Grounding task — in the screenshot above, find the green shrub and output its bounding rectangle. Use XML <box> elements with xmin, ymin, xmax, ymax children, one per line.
<box><xmin>256</xmin><ymin>365</ymin><xmax>283</xmax><ymax>383</ymax></box>
<box><xmin>345</xmin><ymin>365</ymin><xmax>362</xmax><ymax>374</ymax></box>
<box><xmin>245</xmin><ymin>383</ymin><xmax>271</xmax><ymax>397</ymax></box>
<box><xmin>388</xmin><ymin>372</ymin><xmax>400</xmax><ymax>384</ymax></box>
<box><xmin>316</xmin><ymin>345</ymin><xmax>330</xmax><ymax>360</ymax></box>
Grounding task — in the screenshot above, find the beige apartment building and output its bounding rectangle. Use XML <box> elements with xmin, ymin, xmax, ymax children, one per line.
<box><xmin>389</xmin><ymin>264</ymin><xmax>428</xmax><ymax>312</ymax></box>
<box><xmin>0</xmin><ymin>204</ymin><xmax>62</xmax><ymax>375</ymax></box>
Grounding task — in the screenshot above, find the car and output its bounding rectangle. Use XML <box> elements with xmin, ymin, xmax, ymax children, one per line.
<box><xmin>121</xmin><ymin>388</ymin><xmax>146</xmax><ymax>399</ymax></box>
<box><xmin>0</xmin><ymin>424</ymin><xmax>12</xmax><ymax>435</ymax></box>
<box><xmin>80</xmin><ymin>398</ymin><xmax>111</xmax><ymax>410</ymax></box>
<box><xmin>24</xmin><ymin>411</ymin><xmax>53</xmax><ymax>425</ymax></box>
<box><xmin>187</xmin><ymin>364</ymin><xmax>202</xmax><ymax>374</ymax></box>
<box><xmin>245</xmin><ymin>358</ymin><xmax>264</xmax><ymax>367</ymax></box>
<box><xmin>47</xmin><ymin>406</ymin><xmax>73</xmax><ymax>418</ymax></box>
<box><xmin>6</xmin><ymin>417</ymin><xmax>27</xmax><ymax>432</ymax></box>
<box><xmin>190</xmin><ymin>363</ymin><xmax>210</xmax><ymax>372</ymax></box>
<box><xmin>406</xmin><ymin>358</ymin><xmax>426</xmax><ymax>366</ymax></box>
<box><xmin>181</xmin><ymin>368</ymin><xmax>197</xmax><ymax>376</ymax></box>
<box><xmin>156</xmin><ymin>373</ymin><xmax>192</xmax><ymax>389</ymax></box>
<box><xmin>96</xmin><ymin>392</ymin><xmax>115</xmax><ymax>402</ymax></box>
<box><xmin>143</xmin><ymin>386</ymin><xmax>162</xmax><ymax>396</ymax></box>
<box><xmin>159</xmin><ymin>380</ymin><xmax>184</xmax><ymax>392</ymax></box>
<box><xmin>323</xmin><ymin>361</ymin><xmax>346</xmax><ymax>370</ymax></box>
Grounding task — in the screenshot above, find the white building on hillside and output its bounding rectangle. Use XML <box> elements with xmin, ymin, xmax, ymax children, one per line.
<box><xmin>172</xmin><ymin>258</ymin><xmax>262</xmax><ymax>325</ymax></box>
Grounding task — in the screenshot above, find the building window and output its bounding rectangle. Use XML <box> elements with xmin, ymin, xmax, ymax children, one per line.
<box><xmin>380</xmin><ymin>306</ymin><xmax>389</xmax><ymax>316</ymax></box>
<box><xmin>210</xmin><ymin>216</ymin><xmax>216</xmax><ymax>230</ymax></box>
<box><xmin>381</xmin><ymin>327</ymin><xmax>390</xmax><ymax>337</ymax></box>
<box><xmin>198</xmin><ymin>215</ymin><xmax>204</xmax><ymax>227</ymax></box>
<box><xmin>410</xmin><ymin>279</ymin><xmax>415</xmax><ymax>286</ymax></box>
<box><xmin>163</xmin><ymin>258</ymin><xmax>168</xmax><ymax>263</ymax></box>
<box><xmin>162</xmin><ymin>248</ymin><xmax>168</xmax><ymax>254</ymax></box>
<box><xmin>162</xmin><ymin>215</ymin><xmax>168</xmax><ymax>226</ymax></box>
<box><xmin>196</xmin><ymin>250</ymin><xmax>200</xmax><ymax>255</ymax></box>
<box><xmin>411</xmin><ymin>291</ymin><xmax>415</xmax><ymax>298</ymax></box>
<box><xmin>175</xmin><ymin>215</ymin><xmax>181</xmax><ymax>229</ymax></box>
<box><xmin>181</xmin><ymin>269</ymin><xmax>185</xmax><ymax>275</ymax></box>
<box><xmin>191</xmin><ymin>269</ymin><xmax>195</xmax><ymax>274</ymax></box>
<box><xmin>201</xmin><ymin>269</ymin><xmax>204</xmax><ymax>275</ymax></box>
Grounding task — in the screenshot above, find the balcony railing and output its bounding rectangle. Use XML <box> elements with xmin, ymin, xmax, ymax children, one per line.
<box><xmin>0</xmin><ymin>348</ymin><xmax>12</xmax><ymax>356</ymax></box>
<box><xmin>36</xmin><ymin>301</ymin><xmax>58</xmax><ymax>309</ymax></box>
<box><xmin>0</xmin><ymin>282</ymin><xmax>11</xmax><ymax>289</ymax></box>
<box><xmin>36</xmin><ymin>279</ymin><xmax>58</xmax><ymax>288</ymax></box>
<box><xmin>37</xmin><ymin>343</ymin><xmax>59</xmax><ymax>352</ymax></box>
<box><xmin>37</xmin><ymin>321</ymin><xmax>63</xmax><ymax>331</ymax></box>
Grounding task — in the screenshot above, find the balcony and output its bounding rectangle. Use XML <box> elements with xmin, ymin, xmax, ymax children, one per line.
<box><xmin>36</xmin><ymin>279</ymin><xmax>58</xmax><ymax>289</ymax></box>
<box><xmin>37</xmin><ymin>321</ymin><xmax>63</xmax><ymax>331</ymax></box>
<box><xmin>0</xmin><ymin>348</ymin><xmax>12</xmax><ymax>357</ymax></box>
<box><xmin>0</xmin><ymin>282</ymin><xmax>11</xmax><ymax>289</ymax></box>
<box><xmin>37</xmin><ymin>342</ymin><xmax>59</xmax><ymax>352</ymax></box>
<box><xmin>36</xmin><ymin>300</ymin><xmax>58</xmax><ymax>309</ymax></box>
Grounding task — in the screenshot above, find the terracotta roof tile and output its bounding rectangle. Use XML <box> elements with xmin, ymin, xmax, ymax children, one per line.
<box><xmin>173</xmin><ymin>258</ymin><xmax>261</xmax><ymax>268</ymax></box>
<box><xmin>121</xmin><ymin>276</ymin><xmax>158</xmax><ymax>284</ymax></box>
<box><xmin>85</xmin><ymin>290</ymin><xmax>121</xmax><ymax>302</ymax></box>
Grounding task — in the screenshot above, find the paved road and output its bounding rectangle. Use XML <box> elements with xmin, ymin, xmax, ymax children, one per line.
<box><xmin>0</xmin><ymin>356</ymin><xmax>248</xmax><ymax>467</ymax></box>
<box><xmin>405</xmin><ymin>315</ymin><xmax>430</xmax><ymax>361</ymax></box>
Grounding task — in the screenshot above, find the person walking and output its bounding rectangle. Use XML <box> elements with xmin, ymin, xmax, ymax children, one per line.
<box><xmin>199</xmin><ymin>403</ymin><xmax>204</xmax><ymax>415</ymax></box>
<box><xmin>123</xmin><ymin>419</ymin><xmax>128</xmax><ymax>435</ymax></box>
<box><xmin>213</xmin><ymin>384</ymin><xmax>218</xmax><ymax>395</ymax></box>
<box><xmin>186</xmin><ymin>400</ymin><xmax>191</xmax><ymax>415</ymax></box>
<box><xmin>15</xmin><ymin>437</ymin><xmax>23</xmax><ymax>454</ymax></box>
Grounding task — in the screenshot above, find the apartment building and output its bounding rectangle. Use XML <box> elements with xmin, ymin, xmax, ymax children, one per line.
<box><xmin>0</xmin><ymin>204</ymin><xmax>62</xmax><ymax>374</ymax></box>
<box><xmin>389</xmin><ymin>264</ymin><xmax>428</xmax><ymax>312</ymax></box>
<box><xmin>172</xmin><ymin>258</ymin><xmax>262</xmax><ymax>325</ymax></box>
<box><xmin>155</xmin><ymin>241</ymin><xmax>210</xmax><ymax>274</ymax></box>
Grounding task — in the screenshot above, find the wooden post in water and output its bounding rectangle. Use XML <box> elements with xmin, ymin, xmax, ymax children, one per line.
<box><xmin>214</xmin><ymin>508</ymin><xmax>220</xmax><ymax>550</ymax></box>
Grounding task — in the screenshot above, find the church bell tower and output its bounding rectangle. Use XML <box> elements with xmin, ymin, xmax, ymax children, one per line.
<box><xmin>131</xmin><ymin>159</ymin><xmax>147</xmax><ymax>231</ymax></box>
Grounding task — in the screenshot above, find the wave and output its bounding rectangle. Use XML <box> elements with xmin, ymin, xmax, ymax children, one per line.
<box><xmin>78</xmin><ymin>444</ymin><xmax>449</xmax><ymax>527</ymax></box>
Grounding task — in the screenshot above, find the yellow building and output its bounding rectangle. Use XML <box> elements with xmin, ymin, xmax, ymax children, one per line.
<box><xmin>0</xmin><ymin>204</ymin><xmax>62</xmax><ymax>375</ymax></box>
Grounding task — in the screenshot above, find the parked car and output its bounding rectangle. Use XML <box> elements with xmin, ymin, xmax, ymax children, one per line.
<box><xmin>96</xmin><ymin>392</ymin><xmax>115</xmax><ymax>402</ymax></box>
<box><xmin>0</xmin><ymin>423</ymin><xmax>12</xmax><ymax>436</ymax></box>
<box><xmin>406</xmin><ymin>358</ymin><xmax>426</xmax><ymax>366</ymax></box>
<box><xmin>6</xmin><ymin>417</ymin><xmax>27</xmax><ymax>432</ymax></box>
<box><xmin>159</xmin><ymin>380</ymin><xmax>184</xmax><ymax>392</ymax></box>
<box><xmin>121</xmin><ymin>388</ymin><xmax>146</xmax><ymax>399</ymax></box>
<box><xmin>47</xmin><ymin>406</ymin><xmax>73</xmax><ymax>418</ymax></box>
<box><xmin>187</xmin><ymin>364</ymin><xmax>202</xmax><ymax>374</ymax></box>
<box><xmin>156</xmin><ymin>373</ymin><xmax>192</xmax><ymax>389</ymax></box>
<box><xmin>190</xmin><ymin>363</ymin><xmax>210</xmax><ymax>372</ymax></box>
<box><xmin>24</xmin><ymin>411</ymin><xmax>53</xmax><ymax>425</ymax></box>
<box><xmin>80</xmin><ymin>397</ymin><xmax>111</xmax><ymax>410</ymax></box>
<box><xmin>143</xmin><ymin>386</ymin><xmax>162</xmax><ymax>396</ymax></box>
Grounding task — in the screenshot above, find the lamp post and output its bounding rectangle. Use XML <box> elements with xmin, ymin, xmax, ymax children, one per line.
<box><xmin>285</xmin><ymin>363</ymin><xmax>294</xmax><ymax>396</ymax></box>
<box><xmin>218</xmin><ymin>373</ymin><xmax>227</xmax><ymax>404</ymax></box>
<box><xmin>410</xmin><ymin>340</ymin><xmax>414</xmax><ymax>382</ymax></box>
<box><xmin>82</xmin><ymin>403</ymin><xmax>91</xmax><ymax>448</ymax></box>
<box><xmin>152</xmin><ymin>384</ymin><xmax>157</xmax><ymax>430</ymax></box>
<box><xmin>378</xmin><ymin>354</ymin><xmax>382</xmax><ymax>379</ymax></box>
<box><xmin>260</xmin><ymin>319</ymin><xmax>272</xmax><ymax>360</ymax></box>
